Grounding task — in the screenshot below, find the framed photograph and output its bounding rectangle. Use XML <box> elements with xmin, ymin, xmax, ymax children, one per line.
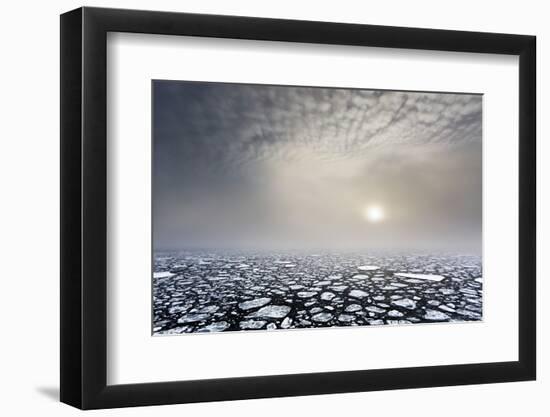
<box><xmin>60</xmin><ymin>6</ymin><xmax>536</xmax><ymax>409</ymax></box>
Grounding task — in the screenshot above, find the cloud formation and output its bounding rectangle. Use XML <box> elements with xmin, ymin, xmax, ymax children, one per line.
<box><xmin>153</xmin><ymin>81</ymin><xmax>482</xmax><ymax>252</ymax></box>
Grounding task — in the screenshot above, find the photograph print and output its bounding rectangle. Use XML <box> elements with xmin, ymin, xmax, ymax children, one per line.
<box><xmin>152</xmin><ymin>80</ymin><xmax>483</xmax><ymax>335</ymax></box>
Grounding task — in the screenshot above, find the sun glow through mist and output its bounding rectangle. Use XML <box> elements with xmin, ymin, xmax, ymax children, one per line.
<box><xmin>364</xmin><ymin>205</ymin><xmax>385</xmax><ymax>223</ymax></box>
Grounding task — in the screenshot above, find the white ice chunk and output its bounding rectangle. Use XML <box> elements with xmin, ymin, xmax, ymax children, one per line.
<box><xmin>345</xmin><ymin>304</ymin><xmax>362</xmax><ymax>313</ymax></box>
<box><xmin>312</xmin><ymin>312</ymin><xmax>333</xmax><ymax>322</ymax></box>
<box><xmin>320</xmin><ymin>292</ymin><xmax>336</xmax><ymax>301</ymax></box>
<box><xmin>352</xmin><ymin>274</ymin><xmax>369</xmax><ymax>279</ymax></box>
<box><xmin>177</xmin><ymin>313</ymin><xmax>210</xmax><ymax>324</ymax></box>
<box><xmin>281</xmin><ymin>317</ymin><xmax>292</xmax><ymax>329</ymax></box>
<box><xmin>366</xmin><ymin>306</ymin><xmax>386</xmax><ymax>314</ymax></box>
<box><xmin>423</xmin><ymin>309</ymin><xmax>451</xmax><ymax>321</ymax></box>
<box><xmin>247</xmin><ymin>305</ymin><xmax>291</xmax><ymax>319</ymax></box>
<box><xmin>239</xmin><ymin>320</ymin><xmax>266</xmax><ymax>330</ymax></box>
<box><xmin>349</xmin><ymin>289</ymin><xmax>369</xmax><ymax>299</ymax></box>
<box><xmin>381</xmin><ymin>285</ymin><xmax>398</xmax><ymax>290</ymax></box>
<box><xmin>297</xmin><ymin>291</ymin><xmax>318</xmax><ymax>298</ymax></box>
<box><xmin>198</xmin><ymin>305</ymin><xmax>219</xmax><ymax>314</ymax></box>
<box><xmin>289</xmin><ymin>284</ymin><xmax>304</xmax><ymax>290</ymax></box>
<box><xmin>387</xmin><ymin>309</ymin><xmax>404</xmax><ymax>318</ymax></box>
<box><xmin>153</xmin><ymin>271</ymin><xmax>175</xmax><ymax>279</ymax></box>
<box><xmin>438</xmin><ymin>304</ymin><xmax>456</xmax><ymax>313</ymax></box>
<box><xmin>197</xmin><ymin>321</ymin><xmax>229</xmax><ymax>332</ymax></box>
<box><xmin>391</xmin><ymin>298</ymin><xmax>417</xmax><ymax>310</ymax></box>
<box><xmin>338</xmin><ymin>314</ymin><xmax>355</xmax><ymax>322</ymax></box>
<box><xmin>386</xmin><ymin>320</ymin><xmax>412</xmax><ymax>325</ymax></box>
<box><xmin>394</xmin><ymin>273</ymin><xmax>445</xmax><ymax>282</ymax></box>
<box><xmin>238</xmin><ymin>297</ymin><xmax>272</xmax><ymax>310</ymax></box>
<box><xmin>357</xmin><ymin>265</ymin><xmax>380</xmax><ymax>271</ymax></box>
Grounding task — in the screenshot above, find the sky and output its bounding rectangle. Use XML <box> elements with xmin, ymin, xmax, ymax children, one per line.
<box><xmin>153</xmin><ymin>81</ymin><xmax>482</xmax><ymax>253</ymax></box>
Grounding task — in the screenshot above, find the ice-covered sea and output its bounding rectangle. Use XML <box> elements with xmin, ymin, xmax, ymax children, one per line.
<box><xmin>152</xmin><ymin>251</ymin><xmax>482</xmax><ymax>335</ymax></box>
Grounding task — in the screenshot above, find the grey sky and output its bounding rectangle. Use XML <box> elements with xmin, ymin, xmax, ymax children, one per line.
<box><xmin>153</xmin><ymin>81</ymin><xmax>482</xmax><ymax>253</ymax></box>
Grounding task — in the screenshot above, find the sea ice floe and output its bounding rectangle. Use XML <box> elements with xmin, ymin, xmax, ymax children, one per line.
<box><xmin>297</xmin><ymin>291</ymin><xmax>318</xmax><ymax>298</ymax></box>
<box><xmin>320</xmin><ymin>292</ymin><xmax>336</xmax><ymax>301</ymax></box>
<box><xmin>345</xmin><ymin>304</ymin><xmax>362</xmax><ymax>313</ymax></box>
<box><xmin>207</xmin><ymin>276</ymin><xmax>225</xmax><ymax>281</ymax></box>
<box><xmin>387</xmin><ymin>309</ymin><xmax>404</xmax><ymax>318</ymax></box>
<box><xmin>349</xmin><ymin>289</ymin><xmax>369</xmax><ymax>299</ymax></box>
<box><xmin>438</xmin><ymin>304</ymin><xmax>456</xmax><ymax>313</ymax></box>
<box><xmin>357</xmin><ymin>265</ymin><xmax>380</xmax><ymax>271</ymax></box>
<box><xmin>247</xmin><ymin>305</ymin><xmax>291</xmax><ymax>319</ymax></box>
<box><xmin>386</xmin><ymin>320</ymin><xmax>412</xmax><ymax>325</ymax></box>
<box><xmin>238</xmin><ymin>297</ymin><xmax>272</xmax><ymax>310</ymax></box>
<box><xmin>395</xmin><ymin>273</ymin><xmax>445</xmax><ymax>282</ymax></box>
<box><xmin>198</xmin><ymin>305</ymin><xmax>219</xmax><ymax>314</ymax></box>
<box><xmin>423</xmin><ymin>309</ymin><xmax>451</xmax><ymax>321</ymax></box>
<box><xmin>404</xmin><ymin>279</ymin><xmax>425</xmax><ymax>284</ymax></box>
<box><xmin>153</xmin><ymin>271</ymin><xmax>175</xmax><ymax>279</ymax></box>
<box><xmin>338</xmin><ymin>314</ymin><xmax>355</xmax><ymax>322</ymax></box>
<box><xmin>289</xmin><ymin>285</ymin><xmax>304</xmax><ymax>290</ymax></box>
<box><xmin>155</xmin><ymin>326</ymin><xmax>190</xmax><ymax>335</ymax></box>
<box><xmin>239</xmin><ymin>319</ymin><xmax>267</xmax><ymax>329</ymax></box>
<box><xmin>456</xmin><ymin>309</ymin><xmax>482</xmax><ymax>319</ymax></box>
<box><xmin>281</xmin><ymin>317</ymin><xmax>292</xmax><ymax>329</ymax></box>
<box><xmin>460</xmin><ymin>288</ymin><xmax>478</xmax><ymax>296</ymax></box>
<box><xmin>366</xmin><ymin>306</ymin><xmax>386</xmax><ymax>314</ymax></box>
<box><xmin>391</xmin><ymin>298</ymin><xmax>417</xmax><ymax>310</ymax></box>
<box><xmin>177</xmin><ymin>313</ymin><xmax>210</xmax><ymax>324</ymax></box>
<box><xmin>197</xmin><ymin>321</ymin><xmax>229</xmax><ymax>332</ymax></box>
<box><xmin>312</xmin><ymin>312</ymin><xmax>333</xmax><ymax>323</ymax></box>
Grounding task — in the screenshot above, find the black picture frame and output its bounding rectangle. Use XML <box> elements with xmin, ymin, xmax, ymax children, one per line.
<box><xmin>60</xmin><ymin>6</ymin><xmax>536</xmax><ymax>410</ymax></box>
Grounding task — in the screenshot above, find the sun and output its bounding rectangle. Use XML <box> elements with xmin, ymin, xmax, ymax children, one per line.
<box><xmin>364</xmin><ymin>205</ymin><xmax>385</xmax><ymax>223</ymax></box>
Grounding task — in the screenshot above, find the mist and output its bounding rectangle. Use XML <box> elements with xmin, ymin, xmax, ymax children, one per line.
<box><xmin>153</xmin><ymin>81</ymin><xmax>482</xmax><ymax>254</ymax></box>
